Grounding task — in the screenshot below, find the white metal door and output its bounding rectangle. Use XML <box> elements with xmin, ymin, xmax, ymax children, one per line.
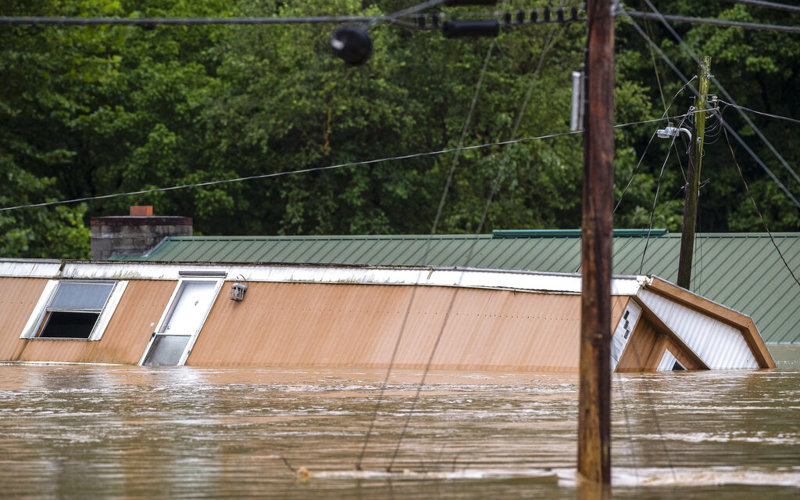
<box><xmin>141</xmin><ymin>279</ymin><xmax>221</xmax><ymax>366</ymax></box>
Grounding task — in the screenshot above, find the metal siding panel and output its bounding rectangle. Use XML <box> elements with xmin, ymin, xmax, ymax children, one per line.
<box><xmin>319</xmin><ymin>240</ymin><xmax>352</xmax><ymax>264</ymax></box>
<box><xmin>0</xmin><ymin>278</ymin><xmax>49</xmax><ymax>360</ymax></box>
<box><xmin>10</xmin><ymin>280</ymin><xmax>176</xmax><ymax>364</ymax></box>
<box><xmin>433</xmin><ymin>239</ymin><xmax>471</xmax><ymax>267</ymax></box>
<box><xmin>467</xmin><ymin>239</ymin><xmax>497</xmax><ymax>269</ymax></box>
<box><xmin>188</xmin><ymin>282</ymin><xmax>594</xmax><ymax>372</ymax></box>
<box><xmin>617</xmin><ymin>316</ymin><xmax>660</xmax><ymax>371</ymax></box>
<box><xmin>290</xmin><ymin>240</ymin><xmax>321</xmax><ymax>262</ymax></box>
<box><xmin>637</xmin><ymin>289</ymin><xmax>757</xmax><ymax>369</ymax></box>
<box><xmin>177</xmin><ymin>240</ymin><xmax>208</xmax><ymax>261</ymax></box>
<box><xmin>79</xmin><ymin>280</ymin><xmax>176</xmax><ymax>363</ymax></box>
<box><xmin>18</xmin><ymin>341</ymin><xmax>89</xmax><ymax>362</ymax></box>
<box><xmin>692</xmin><ymin>237</ymin><xmax>734</xmax><ymax>299</ymax></box>
<box><xmin>488</xmin><ymin>240</ymin><xmax>524</xmax><ymax>269</ymax></box>
<box><xmin>198</xmin><ymin>240</ymin><xmax>223</xmax><ymax>262</ymax></box>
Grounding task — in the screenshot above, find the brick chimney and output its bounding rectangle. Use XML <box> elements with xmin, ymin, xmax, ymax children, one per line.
<box><xmin>90</xmin><ymin>206</ymin><xmax>192</xmax><ymax>260</ymax></box>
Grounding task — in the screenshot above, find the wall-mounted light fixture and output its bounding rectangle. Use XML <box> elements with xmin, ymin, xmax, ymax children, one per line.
<box><xmin>230</xmin><ymin>276</ymin><xmax>248</xmax><ymax>302</ymax></box>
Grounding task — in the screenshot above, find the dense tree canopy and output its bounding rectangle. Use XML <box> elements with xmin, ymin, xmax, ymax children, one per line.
<box><xmin>1</xmin><ymin>0</ymin><xmax>799</xmax><ymax>258</ymax></box>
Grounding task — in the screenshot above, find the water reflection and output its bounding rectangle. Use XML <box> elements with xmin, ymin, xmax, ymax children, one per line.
<box><xmin>0</xmin><ymin>362</ymin><xmax>797</xmax><ymax>498</ymax></box>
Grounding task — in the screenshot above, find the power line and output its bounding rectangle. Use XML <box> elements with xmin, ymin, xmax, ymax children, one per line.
<box><xmin>639</xmin><ymin>113</ymin><xmax>691</xmax><ymax>274</ymax></box>
<box><xmin>0</xmin><ymin>134</ymin><xmax>571</xmax><ymax>213</ymax></box>
<box><xmin>356</xmin><ymin>0</ymin><xmax>491</xmax><ymax>472</ymax></box>
<box><xmin>0</xmin><ymin>8</ymin><xmax>587</xmax><ymax>29</ymax></box>
<box><xmin>622</xmin><ymin>9</ymin><xmax>800</xmax><ymax>34</ymax></box>
<box><xmin>0</xmin><ymin>116</ymin><xmax>690</xmax><ymax>214</ymax></box>
<box><xmin>720</xmin><ymin>0</ymin><xmax>800</xmax><ymax>14</ymax></box>
<box><xmin>723</xmin><ymin>126</ymin><xmax>800</xmax><ymax>288</ymax></box>
<box><xmin>614</xmin><ymin>77</ymin><xmax>697</xmax><ymax>215</ymax></box>
<box><xmin>719</xmin><ymin>100</ymin><xmax>800</xmax><ymax>125</ymax></box>
<box><xmin>0</xmin><ymin>1</ymin><xmax>443</xmax><ymax>27</ymax></box>
<box><xmin>386</xmin><ymin>0</ymin><xmax>446</xmax><ymax>21</ymax></box>
<box><xmin>431</xmin><ymin>40</ymin><xmax>496</xmax><ymax>235</ymax></box>
<box><xmin>639</xmin><ymin>0</ymin><xmax>800</xmax><ymax>188</ymax></box>
<box><xmin>622</xmin><ymin>2</ymin><xmax>800</xmax><ymax>210</ymax></box>
<box><xmin>0</xmin><ymin>15</ymin><xmax>379</xmax><ymax>26</ymax></box>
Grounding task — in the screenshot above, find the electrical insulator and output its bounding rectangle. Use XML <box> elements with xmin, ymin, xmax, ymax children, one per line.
<box><xmin>444</xmin><ymin>0</ymin><xmax>498</xmax><ymax>5</ymax></box>
<box><xmin>442</xmin><ymin>20</ymin><xmax>499</xmax><ymax>38</ymax></box>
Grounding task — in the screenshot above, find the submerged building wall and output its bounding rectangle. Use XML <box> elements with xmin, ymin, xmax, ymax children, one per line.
<box><xmin>187</xmin><ymin>281</ymin><xmax>629</xmax><ymax>372</ymax></box>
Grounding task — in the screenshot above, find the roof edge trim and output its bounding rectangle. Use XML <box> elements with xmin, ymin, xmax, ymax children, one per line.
<box><xmin>0</xmin><ymin>260</ymin><xmax>648</xmax><ymax>296</ymax></box>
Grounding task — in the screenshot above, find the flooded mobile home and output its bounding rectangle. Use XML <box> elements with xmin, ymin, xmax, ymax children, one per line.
<box><xmin>0</xmin><ymin>259</ymin><xmax>774</xmax><ymax>371</ymax></box>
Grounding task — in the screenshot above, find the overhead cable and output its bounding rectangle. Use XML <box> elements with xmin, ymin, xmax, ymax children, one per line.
<box><xmin>614</xmin><ymin>76</ymin><xmax>697</xmax><ymax>215</ymax></box>
<box><xmin>719</xmin><ymin>101</ymin><xmax>800</xmax><ymax>125</ymax></box>
<box><xmin>720</xmin><ymin>0</ymin><xmax>800</xmax><ymax>14</ymax></box>
<box><xmin>430</xmin><ymin>41</ymin><xmax>496</xmax><ymax>235</ymax></box>
<box><xmin>0</xmin><ymin>1</ymin><xmax>447</xmax><ymax>27</ymax></box>
<box><xmin>413</xmin><ymin>6</ymin><xmax>584</xmax><ymax>29</ymax></box>
<box><xmin>0</xmin><ymin>2</ymin><xmax>584</xmax><ymax>28</ymax></box>
<box><xmin>622</xmin><ymin>3</ymin><xmax>800</xmax><ymax>209</ymax></box>
<box><xmin>0</xmin><ymin>15</ymin><xmax>378</xmax><ymax>26</ymax></box>
<box><xmin>0</xmin><ymin>115</ymin><xmax>697</xmax><ymax>213</ymax></box>
<box><xmin>639</xmin><ymin>0</ymin><xmax>800</xmax><ymax>188</ymax></box>
<box><xmin>639</xmin><ymin>113</ymin><xmax>691</xmax><ymax>275</ymax></box>
<box><xmin>622</xmin><ymin>9</ymin><xmax>800</xmax><ymax>34</ymax></box>
<box><xmin>723</xmin><ymin>127</ymin><xmax>800</xmax><ymax>289</ymax></box>
<box><xmin>357</xmin><ymin>0</ymin><xmax>495</xmax><ymax>473</ymax></box>
<box><xmin>379</xmin><ymin>0</ymin><xmax>447</xmax><ymax>26</ymax></box>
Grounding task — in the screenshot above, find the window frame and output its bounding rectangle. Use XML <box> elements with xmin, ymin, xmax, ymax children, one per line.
<box><xmin>20</xmin><ymin>280</ymin><xmax>127</xmax><ymax>341</ymax></box>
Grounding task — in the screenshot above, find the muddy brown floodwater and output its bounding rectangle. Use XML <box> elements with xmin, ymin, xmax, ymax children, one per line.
<box><xmin>0</xmin><ymin>347</ymin><xmax>798</xmax><ymax>498</ymax></box>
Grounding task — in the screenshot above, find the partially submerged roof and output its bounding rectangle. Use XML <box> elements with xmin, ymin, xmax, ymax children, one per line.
<box><xmin>113</xmin><ymin>231</ymin><xmax>800</xmax><ymax>343</ymax></box>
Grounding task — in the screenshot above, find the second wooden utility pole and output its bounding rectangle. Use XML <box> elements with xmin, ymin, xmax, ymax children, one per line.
<box><xmin>677</xmin><ymin>56</ymin><xmax>711</xmax><ymax>290</ymax></box>
<box><xmin>578</xmin><ymin>0</ymin><xmax>614</xmax><ymax>487</ymax></box>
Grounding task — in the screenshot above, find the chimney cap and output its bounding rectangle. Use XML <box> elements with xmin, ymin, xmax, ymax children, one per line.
<box><xmin>129</xmin><ymin>205</ymin><xmax>153</xmax><ymax>216</ymax></box>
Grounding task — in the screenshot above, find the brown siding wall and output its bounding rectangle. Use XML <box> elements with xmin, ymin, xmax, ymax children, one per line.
<box><xmin>79</xmin><ymin>280</ymin><xmax>176</xmax><ymax>364</ymax></box>
<box><xmin>2</xmin><ymin>277</ymin><xmax>630</xmax><ymax>371</ymax></box>
<box><xmin>188</xmin><ymin>282</ymin><xmax>630</xmax><ymax>372</ymax></box>
<box><xmin>5</xmin><ymin>279</ymin><xmax>175</xmax><ymax>364</ymax></box>
<box><xmin>0</xmin><ymin>278</ymin><xmax>49</xmax><ymax>361</ymax></box>
<box><xmin>616</xmin><ymin>316</ymin><xmax>661</xmax><ymax>372</ymax></box>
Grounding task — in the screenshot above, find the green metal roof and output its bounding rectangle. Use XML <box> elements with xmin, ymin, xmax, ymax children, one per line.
<box><xmin>115</xmin><ymin>231</ymin><xmax>800</xmax><ymax>344</ymax></box>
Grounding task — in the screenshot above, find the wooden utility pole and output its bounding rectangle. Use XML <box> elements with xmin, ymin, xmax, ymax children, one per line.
<box><xmin>677</xmin><ymin>56</ymin><xmax>711</xmax><ymax>290</ymax></box>
<box><xmin>579</xmin><ymin>0</ymin><xmax>614</xmax><ymax>487</ymax></box>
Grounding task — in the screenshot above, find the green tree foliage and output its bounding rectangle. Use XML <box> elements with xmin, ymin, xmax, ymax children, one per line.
<box><xmin>0</xmin><ymin>0</ymin><xmax>120</xmax><ymax>257</ymax></box>
<box><xmin>0</xmin><ymin>0</ymin><xmax>798</xmax><ymax>259</ymax></box>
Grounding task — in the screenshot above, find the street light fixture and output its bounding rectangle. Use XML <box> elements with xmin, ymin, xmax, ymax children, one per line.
<box><xmin>656</xmin><ymin>125</ymin><xmax>692</xmax><ymax>140</ymax></box>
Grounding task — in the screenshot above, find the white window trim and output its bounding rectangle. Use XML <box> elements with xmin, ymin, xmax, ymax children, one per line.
<box><xmin>20</xmin><ymin>280</ymin><xmax>127</xmax><ymax>341</ymax></box>
<box><xmin>139</xmin><ymin>276</ymin><xmax>224</xmax><ymax>366</ymax></box>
